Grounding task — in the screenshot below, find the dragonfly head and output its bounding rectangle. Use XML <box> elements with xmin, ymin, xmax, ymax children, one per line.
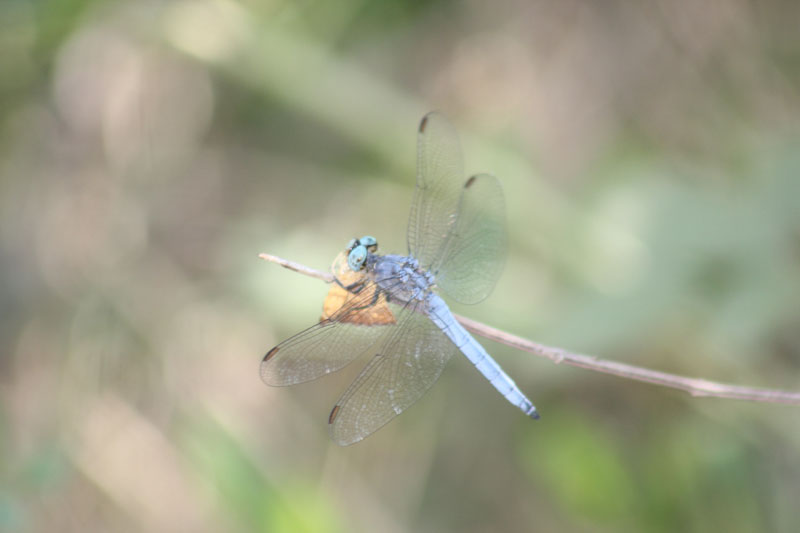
<box><xmin>346</xmin><ymin>235</ymin><xmax>378</xmax><ymax>271</ymax></box>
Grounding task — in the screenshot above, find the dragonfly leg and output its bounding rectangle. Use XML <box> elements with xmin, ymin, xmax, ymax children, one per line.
<box><xmin>334</xmin><ymin>276</ymin><xmax>368</xmax><ymax>294</ymax></box>
<box><xmin>346</xmin><ymin>287</ymin><xmax>381</xmax><ymax>313</ymax></box>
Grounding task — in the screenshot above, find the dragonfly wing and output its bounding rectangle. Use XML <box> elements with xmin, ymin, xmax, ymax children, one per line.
<box><xmin>328</xmin><ymin>304</ymin><xmax>460</xmax><ymax>446</ymax></box>
<box><xmin>407</xmin><ymin>112</ymin><xmax>465</xmax><ymax>270</ymax></box>
<box><xmin>435</xmin><ymin>173</ymin><xmax>507</xmax><ymax>304</ymax></box>
<box><xmin>261</xmin><ymin>278</ymin><xmax>397</xmax><ymax>386</ymax></box>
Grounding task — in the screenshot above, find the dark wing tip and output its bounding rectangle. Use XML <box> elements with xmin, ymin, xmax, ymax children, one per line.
<box><xmin>464</xmin><ymin>175</ymin><xmax>478</xmax><ymax>188</ymax></box>
<box><xmin>419</xmin><ymin>110</ymin><xmax>443</xmax><ymax>133</ymax></box>
<box><xmin>263</xmin><ymin>346</ymin><xmax>279</xmax><ymax>362</ymax></box>
<box><xmin>419</xmin><ymin>114</ymin><xmax>430</xmax><ymax>133</ymax></box>
<box><xmin>328</xmin><ymin>405</ymin><xmax>341</xmax><ymax>424</ymax></box>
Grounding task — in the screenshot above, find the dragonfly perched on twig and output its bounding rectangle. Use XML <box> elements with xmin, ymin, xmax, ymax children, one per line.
<box><xmin>261</xmin><ymin>112</ymin><xmax>538</xmax><ymax>446</ymax></box>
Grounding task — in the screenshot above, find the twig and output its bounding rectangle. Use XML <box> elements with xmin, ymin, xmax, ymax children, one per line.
<box><xmin>259</xmin><ymin>253</ymin><xmax>800</xmax><ymax>406</ymax></box>
<box><xmin>258</xmin><ymin>253</ymin><xmax>334</xmax><ymax>282</ymax></box>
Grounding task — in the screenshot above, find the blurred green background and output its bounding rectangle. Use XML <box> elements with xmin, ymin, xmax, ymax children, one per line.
<box><xmin>2</xmin><ymin>0</ymin><xmax>800</xmax><ymax>531</ymax></box>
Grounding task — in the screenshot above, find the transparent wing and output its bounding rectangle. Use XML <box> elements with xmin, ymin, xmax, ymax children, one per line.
<box><xmin>260</xmin><ymin>276</ymin><xmax>403</xmax><ymax>386</ymax></box>
<box><xmin>435</xmin><ymin>174</ymin><xmax>507</xmax><ymax>304</ymax></box>
<box><xmin>328</xmin><ymin>303</ymin><xmax>460</xmax><ymax>446</ymax></box>
<box><xmin>407</xmin><ymin>112</ymin><xmax>465</xmax><ymax>270</ymax></box>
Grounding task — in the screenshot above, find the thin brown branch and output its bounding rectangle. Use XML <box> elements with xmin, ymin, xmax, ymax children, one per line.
<box><xmin>258</xmin><ymin>253</ymin><xmax>334</xmax><ymax>282</ymax></box>
<box><xmin>259</xmin><ymin>253</ymin><xmax>800</xmax><ymax>406</ymax></box>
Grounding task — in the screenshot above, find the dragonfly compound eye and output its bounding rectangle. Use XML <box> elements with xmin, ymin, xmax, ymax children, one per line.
<box><xmin>359</xmin><ymin>235</ymin><xmax>378</xmax><ymax>251</ymax></box>
<box><xmin>347</xmin><ymin>244</ymin><xmax>368</xmax><ymax>271</ymax></box>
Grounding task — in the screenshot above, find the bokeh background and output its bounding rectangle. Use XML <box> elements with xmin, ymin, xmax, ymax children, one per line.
<box><xmin>2</xmin><ymin>0</ymin><xmax>800</xmax><ymax>531</ymax></box>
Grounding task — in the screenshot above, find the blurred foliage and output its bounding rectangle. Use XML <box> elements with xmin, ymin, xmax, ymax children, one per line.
<box><xmin>1</xmin><ymin>0</ymin><xmax>799</xmax><ymax>531</ymax></box>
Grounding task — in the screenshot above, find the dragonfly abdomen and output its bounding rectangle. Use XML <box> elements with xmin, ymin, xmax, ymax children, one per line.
<box><xmin>428</xmin><ymin>295</ymin><xmax>540</xmax><ymax>420</ymax></box>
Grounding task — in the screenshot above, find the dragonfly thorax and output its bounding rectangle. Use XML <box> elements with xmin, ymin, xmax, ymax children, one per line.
<box><xmin>370</xmin><ymin>254</ymin><xmax>434</xmax><ymax>304</ymax></box>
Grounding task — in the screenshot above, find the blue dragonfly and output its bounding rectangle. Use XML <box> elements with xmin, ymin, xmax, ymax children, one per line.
<box><xmin>262</xmin><ymin>112</ymin><xmax>538</xmax><ymax>445</ymax></box>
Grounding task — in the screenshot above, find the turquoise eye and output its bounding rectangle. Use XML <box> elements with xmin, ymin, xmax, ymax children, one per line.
<box><xmin>360</xmin><ymin>235</ymin><xmax>378</xmax><ymax>251</ymax></box>
<box><xmin>347</xmin><ymin>245</ymin><xmax>367</xmax><ymax>270</ymax></box>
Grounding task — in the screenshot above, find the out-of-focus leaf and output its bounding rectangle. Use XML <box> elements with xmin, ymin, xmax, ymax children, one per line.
<box><xmin>180</xmin><ymin>416</ymin><xmax>342</xmax><ymax>533</ymax></box>
<box><xmin>518</xmin><ymin>409</ymin><xmax>635</xmax><ymax>524</ymax></box>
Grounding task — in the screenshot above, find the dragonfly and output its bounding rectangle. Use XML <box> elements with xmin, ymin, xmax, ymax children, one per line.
<box><xmin>261</xmin><ymin>112</ymin><xmax>539</xmax><ymax>446</ymax></box>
